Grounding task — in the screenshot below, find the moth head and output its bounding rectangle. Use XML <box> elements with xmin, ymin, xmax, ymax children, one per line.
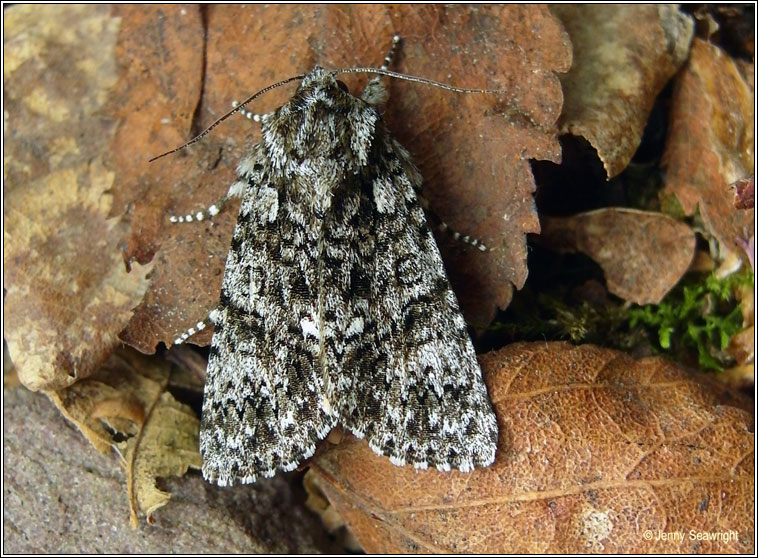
<box><xmin>295</xmin><ymin>66</ymin><xmax>353</xmax><ymax>101</ymax></box>
<box><xmin>148</xmin><ymin>60</ymin><xmax>500</xmax><ymax>163</ymax></box>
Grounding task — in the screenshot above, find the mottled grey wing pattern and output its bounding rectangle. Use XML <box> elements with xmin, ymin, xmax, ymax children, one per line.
<box><xmin>334</xmin><ymin>131</ymin><xmax>499</xmax><ymax>471</ymax></box>
<box><xmin>200</xmin><ymin>67</ymin><xmax>497</xmax><ymax>485</ymax></box>
<box><xmin>200</xmin><ymin>143</ymin><xmax>339</xmax><ymax>486</ymax></box>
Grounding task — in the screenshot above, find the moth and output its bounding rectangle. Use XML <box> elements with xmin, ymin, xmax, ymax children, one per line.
<box><xmin>162</xmin><ymin>37</ymin><xmax>499</xmax><ymax>486</ymax></box>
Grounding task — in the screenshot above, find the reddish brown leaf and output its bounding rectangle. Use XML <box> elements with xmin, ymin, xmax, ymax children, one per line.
<box><xmin>114</xmin><ymin>4</ymin><xmax>571</xmax><ymax>352</ymax></box>
<box><xmin>552</xmin><ymin>5</ymin><xmax>693</xmax><ymax>178</ymax></box>
<box><xmin>311</xmin><ymin>342</ymin><xmax>754</xmax><ymax>553</ymax></box>
<box><xmin>662</xmin><ymin>38</ymin><xmax>754</xmax><ymax>267</ymax></box>
<box><xmin>540</xmin><ymin>208</ymin><xmax>696</xmax><ymax>304</ymax></box>
<box><xmin>105</xmin><ymin>5</ymin><xmax>216</xmax><ymax>352</ymax></box>
<box><xmin>3</xmin><ymin>5</ymin><xmax>152</xmax><ymax>391</ymax></box>
<box><xmin>732</xmin><ymin>175</ymin><xmax>755</xmax><ymax>210</ymax></box>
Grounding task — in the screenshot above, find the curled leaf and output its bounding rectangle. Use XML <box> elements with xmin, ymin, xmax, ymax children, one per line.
<box><xmin>661</xmin><ymin>38</ymin><xmax>754</xmax><ymax>265</ymax></box>
<box><xmin>48</xmin><ymin>351</ymin><xmax>167</xmax><ymax>453</ymax></box>
<box><xmin>553</xmin><ymin>5</ymin><xmax>694</xmax><ymax>178</ymax></box>
<box><xmin>47</xmin><ymin>349</ymin><xmax>201</xmax><ymax>526</ymax></box>
<box><xmin>311</xmin><ymin>342</ymin><xmax>754</xmax><ymax>553</ymax></box>
<box><xmin>123</xmin><ymin>391</ymin><xmax>202</xmax><ymax>527</ymax></box>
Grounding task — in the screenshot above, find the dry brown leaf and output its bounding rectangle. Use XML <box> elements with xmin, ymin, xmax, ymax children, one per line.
<box><xmin>552</xmin><ymin>5</ymin><xmax>693</xmax><ymax>178</ymax></box>
<box><xmin>727</xmin><ymin>326</ymin><xmax>755</xmax><ymax>367</ymax></box>
<box><xmin>717</xmin><ymin>363</ymin><xmax>754</xmax><ymax>392</ymax></box>
<box><xmin>731</xmin><ymin>175</ymin><xmax>754</xmax><ymax>210</ymax></box>
<box><xmin>123</xmin><ymin>391</ymin><xmax>202</xmax><ymax>527</ymax></box>
<box><xmin>3</xmin><ymin>5</ymin><xmax>152</xmax><ymax>391</ymax></box>
<box><xmin>112</xmin><ymin>4</ymin><xmax>571</xmax><ymax>353</ymax></box>
<box><xmin>540</xmin><ymin>208</ymin><xmax>696</xmax><ymax>304</ymax></box>
<box><xmin>304</xmin><ymin>471</ymin><xmax>363</xmax><ymax>552</ymax></box>
<box><xmin>311</xmin><ymin>342</ymin><xmax>754</xmax><ymax>553</ymax></box>
<box><xmin>47</xmin><ymin>350</ymin><xmax>168</xmax><ymax>453</ymax></box>
<box><xmin>107</xmin><ymin>5</ymin><xmax>212</xmax><ymax>352</ymax></box>
<box><xmin>661</xmin><ymin>38</ymin><xmax>754</xmax><ymax>266</ymax></box>
<box><xmin>47</xmin><ymin>349</ymin><xmax>201</xmax><ymax>526</ymax></box>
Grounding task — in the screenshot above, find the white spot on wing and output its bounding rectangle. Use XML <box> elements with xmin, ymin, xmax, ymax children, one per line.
<box><xmin>300</xmin><ymin>317</ymin><xmax>319</xmax><ymax>339</ymax></box>
<box><xmin>345</xmin><ymin>316</ymin><xmax>364</xmax><ymax>337</ymax></box>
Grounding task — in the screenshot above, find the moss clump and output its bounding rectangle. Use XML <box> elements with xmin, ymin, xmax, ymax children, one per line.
<box><xmin>491</xmin><ymin>268</ymin><xmax>753</xmax><ymax>371</ymax></box>
<box><xmin>627</xmin><ymin>269</ymin><xmax>752</xmax><ymax>370</ymax></box>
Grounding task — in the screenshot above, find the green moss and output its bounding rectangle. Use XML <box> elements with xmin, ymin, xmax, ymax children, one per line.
<box><xmin>491</xmin><ymin>268</ymin><xmax>753</xmax><ymax>371</ymax></box>
<box><xmin>658</xmin><ymin>191</ymin><xmax>687</xmax><ymax>220</ymax></box>
<box><xmin>627</xmin><ymin>268</ymin><xmax>752</xmax><ymax>370</ymax></box>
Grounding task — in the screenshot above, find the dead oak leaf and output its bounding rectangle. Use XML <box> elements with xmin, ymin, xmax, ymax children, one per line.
<box><xmin>48</xmin><ymin>350</ymin><xmax>170</xmax><ymax>453</ymax></box>
<box><xmin>311</xmin><ymin>342</ymin><xmax>754</xmax><ymax>554</ymax></box>
<box><xmin>122</xmin><ymin>390</ymin><xmax>202</xmax><ymax>527</ymax></box>
<box><xmin>661</xmin><ymin>38</ymin><xmax>754</xmax><ymax>267</ymax></box>
<box><xmin>3</xmin><ymin>4</ymin><xmax>152</xmax><ymax>391</ymax></box>
<box><xmin>105</xmin><ymin>4</ymin><xmax>211</xmax><ymax>353</ymax></box>
<box><xmin>115</xmin><ymin>4</ymin><xmax>571</xmax><ymax>353</ymax></box>
<box><xmin>47</xmin><ymin>349</ymin><xmax>201</xmax><ymax>527</ymax></box>
<box><xmin>552</xmin><ymin>5</ymin><xmax>694</xmax><ymax>178</ymax></box>
<box><xmin>540</xmin><ymin>208</ymin><xmax>696</xmax><ymax>304</ymax></box>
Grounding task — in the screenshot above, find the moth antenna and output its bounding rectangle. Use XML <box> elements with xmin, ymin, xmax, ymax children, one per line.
<box><xmin>148</xmin><ymin>73</ymin><xmax>306</xmax><ymax>162</ymax></box>
<box><xmin>151</xmin><ymin>65</ymin><xmax>502</xmax><ymax>163</ymax></box>
<box><xmin>335</xmin><ymin>67</ymin><xmax>503</xmax><ymax>95</ymax></box>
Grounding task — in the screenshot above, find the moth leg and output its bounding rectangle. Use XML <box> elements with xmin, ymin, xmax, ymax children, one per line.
<box><xmin>173</xmin><ymin>309</ymin><xmax>218</xmax><ymax>345</ymax></box>
<box><xmin>416</xmin><ymin>192</ymin><xmax>490</xmax><ymax>252</ymax></box>
<box><xmin>168</xmin><ymin>177</ymin><xmax>248</xmax><ymax>224</ymax></box>
<box><xmin>168</xmin><ymin>194</ymin><xmax>235</xmax><ymax>224</ymax></box>
<box><xmin>436</xmin><ymin>215</ymin><xmax>489</xmax><ymax>252</ymax></box>
<box><xmin>389</xmin><ymin>137</ymin><xmax>490</xmax><ymax>252</ymax></box>
<box><xmin>361</xmin><ymin>34</ymin><xmax>401</xmax><ymax>106</ymax></box>
<box><xmin>231</xmin><ymin>100</ymin><xmax>266</xmax><ymax>124</ymax></box>
<box><xmin>170</xmin><ymin>117</ymin><xmax>268</xmax><ymax>225</ymax></box>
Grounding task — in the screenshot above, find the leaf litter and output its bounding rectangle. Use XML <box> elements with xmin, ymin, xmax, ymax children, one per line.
<box><xmin>2</xmin><ymin>3</ymin><xmax>753</xmax><ymax>549</ymax></box>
